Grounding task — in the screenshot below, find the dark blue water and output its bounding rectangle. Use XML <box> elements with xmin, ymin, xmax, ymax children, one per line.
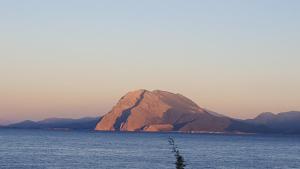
<box><xmin>0</xmin><ymin>129</ymin><xmax>300</xmax><ymax>169</ymax></box>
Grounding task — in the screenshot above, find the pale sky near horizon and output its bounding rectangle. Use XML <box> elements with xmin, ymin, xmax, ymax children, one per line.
<box><xmin>1</xmin><ymin>0</ymin><xmax>300</xmax><ymax>122</ymax></box>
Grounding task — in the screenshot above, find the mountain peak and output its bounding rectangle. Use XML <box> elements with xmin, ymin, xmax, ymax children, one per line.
<box><xmin>95</xmin><ymin>89</ymin><xmax>232</xmax><ymax>132</ymax></box>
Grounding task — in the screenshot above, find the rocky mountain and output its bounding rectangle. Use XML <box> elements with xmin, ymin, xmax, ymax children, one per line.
<box><xmin>95</xmin><ymin>89</ymin><xmax>264</xmax><ymax>133</ymax></box>
<box><xmin>6</xmin><ymin>117</ymin><xmax>100</xmax><ymax>130</ymax></box>
<box><xmin>247</xmin><ymin>111</ymin><xmax>300</xmax><ymax>134</ymax></box>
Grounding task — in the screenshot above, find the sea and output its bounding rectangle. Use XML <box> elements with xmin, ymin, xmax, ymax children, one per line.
<box><xmin>0</xmin><ymin>129</ymin><xmax>300</xmax><ymax>169</ymax></box>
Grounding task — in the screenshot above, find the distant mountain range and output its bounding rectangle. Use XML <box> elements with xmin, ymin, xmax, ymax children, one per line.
<box><xmin>246</xmin><ymin>111</ymin><xmax>300</xmax><ymax>134</ymax></box>
<box><xmin>4</xmin><ymin>117</ymin><xmax>100</xmax><ymax>130</ymax></box>
<box><xmin>2</xmin><ymin>89</ymin><xmax>300</xmax><ymax>134</ymax></box>
<box><xmin>0</xmin><ymin>119</ymin><xmax>12</xmax><ymax>126</ymax></box>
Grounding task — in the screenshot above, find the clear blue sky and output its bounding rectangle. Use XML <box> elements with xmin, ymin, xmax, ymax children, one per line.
<box><xmin>0</xmin><ymin>0</ymin><xmax>300</xmax><ymax>122</ymax></box>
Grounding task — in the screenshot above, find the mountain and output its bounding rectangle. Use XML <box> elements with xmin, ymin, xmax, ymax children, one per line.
<box><xmin>247</xmin><ymin>111</ymin><xmax>300</xmax><ymax>134</ymax></box>
<box><xmin>0</xmin><ymin>119</ymin><xmax>12</xmax><ymax>125</ymax></box>
<box><xmin>95</xmin><ymin>89</ymin><xmax>264</xmax><ymax>133</ymax></box>
<box><xmin>6</xmin><ymin>117</ymin><xmax>100</xmax><ymax>130</ymax></box>
<box><xmin>4</xmin><ymin>89</ymin><xmax>298</xmax><ymax>134</ymax></box>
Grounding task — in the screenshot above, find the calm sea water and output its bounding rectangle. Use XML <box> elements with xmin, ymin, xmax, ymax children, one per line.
<box><xmin>0</xmin><ymin>129</ymin><xmax>300</xmax><ymax>169</ymax></box>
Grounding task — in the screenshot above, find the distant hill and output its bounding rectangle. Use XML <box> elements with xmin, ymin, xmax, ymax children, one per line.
<box><xmin>0</xmin><ymin>119</ymin><xmax>12</xmax><ymax>126</ymax></box>
<box><xmin>4</xmin><ymin>89</ymin><xmax>300</xmax><ymax>134</ymax></box>
<box><xmin>6</xmin><ymin>117</ymin><xmax>101</xmax><ymax>130</ymax></box>
<box><xmin>95</xmin><ymin>89</ymin><xmax>265</xmax><ymax>133</ymax></box>
<box><xmin>247</xmin><ymin>111</ymin><xmax>300</xmax><ymax>134</ymax></box>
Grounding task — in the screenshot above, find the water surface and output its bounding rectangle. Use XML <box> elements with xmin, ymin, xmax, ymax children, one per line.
<box><xmin>0</xmin><ymin>129</ymin><xmax>300</xmax><ymax>169</ymax></box>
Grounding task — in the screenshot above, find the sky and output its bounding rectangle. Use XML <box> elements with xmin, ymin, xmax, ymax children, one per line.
<box><xmin>0</xmin><ymin>0</ymin><xmax>300</xmax><ymax>122</ymax></box>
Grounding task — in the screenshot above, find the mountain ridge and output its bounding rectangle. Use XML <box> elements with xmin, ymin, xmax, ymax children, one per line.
<box><xmin>247</xmin><ymin>111</ymin><xmax>300</xmax><ymax>134</ymax></box>
<box><xmin>5</xmin><ymin>117</ymin><xmax>100</xmax><ymax>130</ymax></box>
<box><xmin>3</xmin><ymin>89</ymin><xmax>300</xmax><ymax>134</ymax></box>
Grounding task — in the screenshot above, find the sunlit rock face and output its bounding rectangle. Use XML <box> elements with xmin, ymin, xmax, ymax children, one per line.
<box><xmin>95</xmin><ymin>89</ymin><xmax>231</xmax><ymax>132</ymax></box>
